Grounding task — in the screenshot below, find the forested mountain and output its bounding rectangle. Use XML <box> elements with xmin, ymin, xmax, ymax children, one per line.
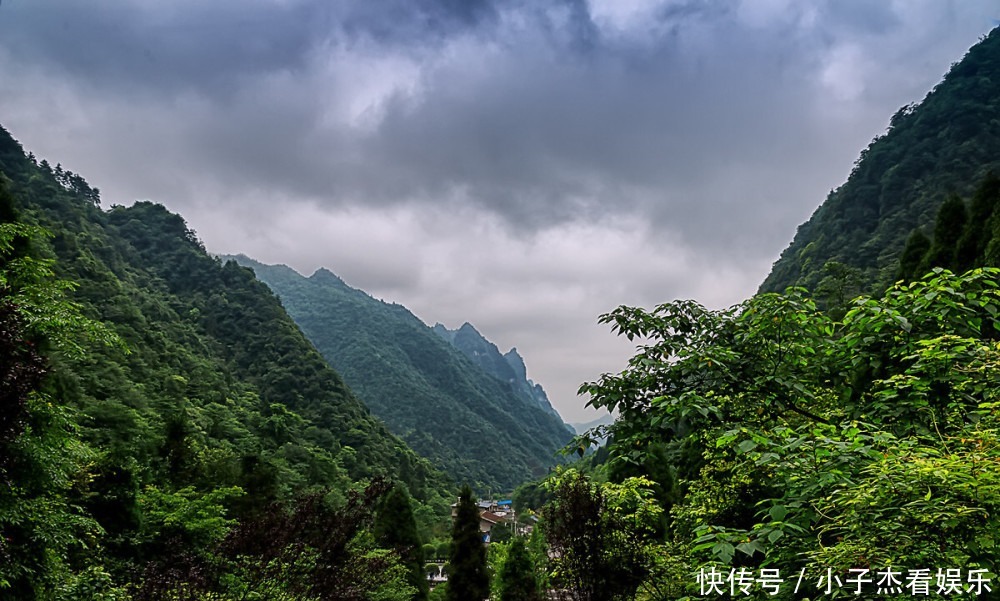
<box><xmin>229</xmin><ymin>256</ymin><xmax>574</xmax><ymax>491</ymax></box>
<box><xmin>0</xmin><ymin>124</ymin><xmax>447</xmax><ymax>598</ymax></box>
<box><xmin>430</xmin><ymin>321</ymin><xmax>563</xmax><ymax>419</ymax></box>
<box><xmin>761</xmin><ymin>28</ymin><xmax>1000</xmax><ymax>294</ymax></box>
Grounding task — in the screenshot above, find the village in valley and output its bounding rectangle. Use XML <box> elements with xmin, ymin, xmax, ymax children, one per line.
<box><xmin>426</xmin><ymin>498</ymin><xmax>537</xmax><ymax>586</ymax></box>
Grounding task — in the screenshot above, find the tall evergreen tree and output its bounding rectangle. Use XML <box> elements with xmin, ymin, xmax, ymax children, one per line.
<box><xmin>496</xmin><ymin>538</ymin><xmax>541</xmax><ymax>601</ymax></box>
<box><xmin>896</xmin><ymin>229</ymin><xmax>932</xmax><ymax>282</ymax></box>
<box><xmin>921</xmin><ymin>194</ymin><xmax>968</xmax><ymax>272</ymax></box>
<box><xmin>955</xmin><ymin>173</ymin><xmax>1000</xmax><ymax>271</ymax></box>
<box><xmin>375</xmin><ymin>484</ymin><xmax>429</xmax><ymax>601</ymax></box>
<box><xmin>446</xmin><ymin>485</ymin><xmax>489</xmax><ymax>601</ymax></box>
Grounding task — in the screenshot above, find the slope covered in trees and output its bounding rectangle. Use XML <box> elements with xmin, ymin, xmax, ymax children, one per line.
<box><xmin>0</xmin><ymin>123</ymin><xmax>448</xmax><ymax>597</ymax></box>
<box><xmin>230</xmin><ymin>256</ymin><xmax>573</xmax><ymax>491</ymax></box>
<box><xmin>431</xmin><ymin>322</ymin><xmax>564</xmax><ymax>420</ymax></box>
<box><xmin>762</xmin><ymin>27</ymin><xmax>1000</xmax><ymax>294</ymax></box>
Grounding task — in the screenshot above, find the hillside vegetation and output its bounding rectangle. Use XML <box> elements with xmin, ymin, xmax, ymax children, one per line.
<box><xmin>0</xmin><ymin>125</ymin><xmax>447</xmax><ymax>598</ymax></box>
<box><xmin>762</xmin><ymin>28</ymin><xmax>1000</xmax><ymax>294</ymax></box>
<box><xmin>897</xmin><ymin>172</ymin><xmax>1000</xmax><ymax>279</ymax></box>
<box><xmin>431</xmin><ymin>322</ymin><xmax>563</xmax><ymax>419</ymax></box>
<box><xmin>232</xmin><ymin>256</ymin><xmax>573</xmax><ymax>491</ymax></box>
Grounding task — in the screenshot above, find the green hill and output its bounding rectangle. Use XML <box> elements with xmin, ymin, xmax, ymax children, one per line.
<box><xmin>761</xmin><ymin>27</ymin><xmax>1000</xmax><ymax>294</ymax></box>
<box><xmin>230</xmin><ymin>256</ymin><xmax>574</xmax><ymax>491</ymax></box>
<box><xmin>0</xmin><ymin>124</ymin><xmax>448</xmax><ymax>597</ymax></box>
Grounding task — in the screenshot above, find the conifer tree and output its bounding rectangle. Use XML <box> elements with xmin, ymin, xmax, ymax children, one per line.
<box><xmin>955</xmin><ymin>172</ymin><xmax>1000</xmax><ymax>271</ymax></box>
<box><xmin>896</xmin><ymin>229</ymin><xmax>932</xmax><ymax>282</ymax></box>
<box><xmin>496</xmin><ymin>538</ymin><xmax>541</xmax><ymax>601</ymax></box>
<box><xmin>447</xmin><ymin>485</ymin><xmax>489</xmax><ymax>601</ymax></box>
<box><xmin>374</xmin><ymin>484</ymin><xmax>429</xmax><ymax>601</ymax></box>
<box><xmin>922</xmin><ymin>194</ymin><xmax>968</xmax><ymax>271</ymax></box>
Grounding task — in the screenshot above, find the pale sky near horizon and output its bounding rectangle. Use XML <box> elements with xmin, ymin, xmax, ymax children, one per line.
<box><xmin>0</xmin><ymin>0</ymin><xmax>996</xmax><ymax>422</ymax></box>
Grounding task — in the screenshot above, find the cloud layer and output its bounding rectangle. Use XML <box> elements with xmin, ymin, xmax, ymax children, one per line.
<box><xmin>0</xmin><ymin>0</ymin><xmax>995</xmax><ymax>420</ymax></box>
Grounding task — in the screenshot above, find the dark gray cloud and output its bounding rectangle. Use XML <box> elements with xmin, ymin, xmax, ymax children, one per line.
<box><xmin>2</xmin><ymin>1</ymin><xmax>986</xmax><ymax>242</ymax></box>
<box><xmin>0</xmin><ymin>0</ymin><xmax>996</xmax><ymax>420</ymax></box>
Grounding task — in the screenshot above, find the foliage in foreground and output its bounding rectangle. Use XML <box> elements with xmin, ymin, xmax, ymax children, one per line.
<box><xmin>494</xmin><ymin>538</ymin><xmax>542</xmax><ymax>601</ymax></box>
<box><xmin>576</xmin><ymin>268</ymin><xmax>1000</xmax><ymax>599</ymax></box>
<box><xmin>541</xmin><ymin>470</ymin><xmax>680</xmax><ymax>601</ymax></box>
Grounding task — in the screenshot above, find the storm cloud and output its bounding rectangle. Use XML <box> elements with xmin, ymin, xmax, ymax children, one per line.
<box><xmin>0</xmin><ymin>0</ymin><xmax>995</xmax><ymax>420</ymax></box>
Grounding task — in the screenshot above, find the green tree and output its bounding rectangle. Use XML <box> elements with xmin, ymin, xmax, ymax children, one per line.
<box><xmin>579</xmin><ymin>268</ymin><xmax>1000</xmax><ymax>592</ymax></box>
<box><xmin>0</xmin><ymin>179</ymin><xmax>123</xmax><ymax>598</ymax></box>
<box><xmin>374</xmin><ymin>484</ymin><xmax>429</xmax><ymax>601</ymax></box>
<box><xmin>495</xmin><ymin>538</ymin><xmax>541</xmax><ymax>601</ymax></box>
<box><xmin>814</xmin><ymin>261</ymin><xmax>863</xmax><ymax>318</ymax></box>
<box><xmin>524</xmin><ymin>527</ymin><xmax>550</xmax><ymax>596</ymax></box>
<box><xmin>955</xmin><ymin>172</ymin><xmax>1000</xmax><ymax>271</ymax></box>
<box><xmin>541</xmin><ymin>470</ymin><xmax>666</xmax><ymax>601</ymax></box>
<box><xmin>428</xmin><ymin>582</ymin><xmax>448</xmax><ymax>601</ymax></box>
<box><xmin>922</xmin><ymin>194</ymin><xmax>968</xmax><ymax>272</ymax></box>
<box><xmin>896</xmin><ymin>228</ymin><xmax>932</xmax><ymax>281</ymax></box>
<box><xmin>446</xmin><ymin>486</ymin><xmax>488</xmax><ymax>601</ymax></box>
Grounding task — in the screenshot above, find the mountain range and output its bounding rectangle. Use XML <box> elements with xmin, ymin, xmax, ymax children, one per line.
<box><xmin>229</xmin><ymin>256</ymin><xmax>574</xmax><ymax>491</ymax></box>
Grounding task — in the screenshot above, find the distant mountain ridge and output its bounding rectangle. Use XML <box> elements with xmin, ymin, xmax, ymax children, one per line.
<box><xmin>570</xmin><ymin>413</ymin><xmax>615</xmax><ymax>436</ymax></box>
<box><xmin>229</xmin><ymin>255</ymin><xmax>574</xmax><ymax>491</ymax></box>
<box><xmin>431</xmin><ymin>322</ymin><xmax>564</xmax><ymax>421</ymax></box>
<box><xmin>761</xmin><ymin>28</ymin><xmax>1000</xmax><ymax>294</ymax></box>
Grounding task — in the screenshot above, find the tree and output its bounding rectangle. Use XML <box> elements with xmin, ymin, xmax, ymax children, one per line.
<box><xmin>446</xmin><ymin>486</ymin><xmax>488</xmax><ymax>601</ymax></box>
<box><xmin>435</xmin><ymin>541</ymin><xmax>449</xmax><ymax>561</ymax></box>
<box><xmin>578</xmin><ymin>268</ymin><xmax>1000</xmax><ymax>588</ymax></box>
<box><xmin>374</xmin><ymin>484</ymin><xmax>429</xmax><ymax>601</ymax></box>
<box><xmin>541</xmin><ymin>470</ymin><xmax>665</xmax><ymax>601</ymax></box>
<box><xmin>955</xmin><ymin>172</ymin><xmax>1000</xmax><ymax>271</ymax></box>
<box><xmin>495</xmin><ymin>538</ymin><xmax>541</xmax><ymax>601</ymax></box>
<box><xmin>922</xmin><ymin>193</ymin><xmax>968</xmax><ymax>271</ymax></box>
<box><xmin>896</xmin><ymin>229</ymin><xmax>932</xmax><ymax>281</ymax></box>
<box><xmin>815</xmin><ymin>261</ymin><xmax>863</xmax><ymax>318</ymax></box>
<box><xmin>0</xmin><ymin>178</ymin><xmax>124</xmax><ymax>598</ymax></box>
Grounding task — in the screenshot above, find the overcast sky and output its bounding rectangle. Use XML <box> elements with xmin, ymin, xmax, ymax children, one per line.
<box><xmin>0</xmin><ymin>0</ymin><xmax>996</xmax><ymax>422</ymax></box>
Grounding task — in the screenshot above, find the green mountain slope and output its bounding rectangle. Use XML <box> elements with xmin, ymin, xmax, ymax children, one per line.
<box><xmin>0</xmin><ymin>123</ymin><xmax>449</xmax><ymax>583</ymax></box>
<box><xmin>431</xmin><ymin>321</ymin><xmax>565</xmax><ymax>420</ymax></box>
<box><xmin>761</xmin><ymin>27</ymin><xmax>1000</xmax><ymax>294</ymax></box>
<box><xmin>230</xmin><ymin>256</ymin><xmax>574</xmax><ymax>491</ymax></box>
